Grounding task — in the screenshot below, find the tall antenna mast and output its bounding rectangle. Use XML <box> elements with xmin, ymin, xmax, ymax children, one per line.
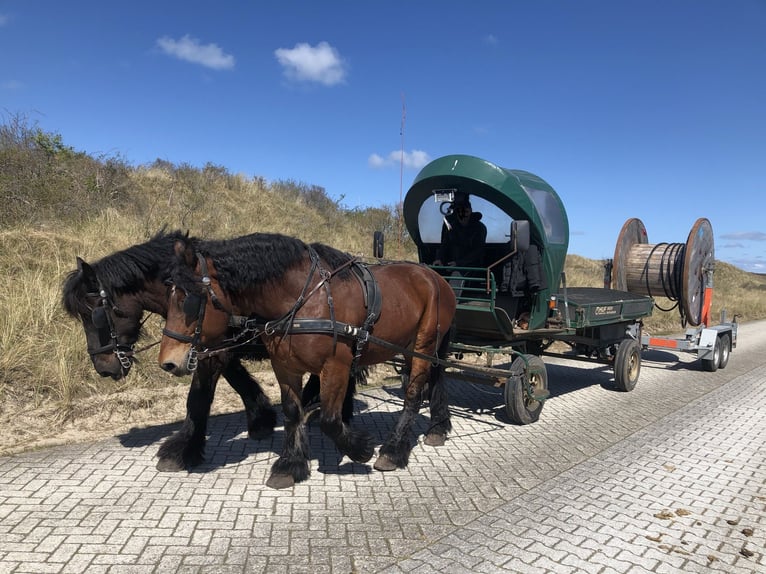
<box><xmin>398</xmin><ymin>92</ymin><xmax>406</xmax><ymax>257</ymax></box>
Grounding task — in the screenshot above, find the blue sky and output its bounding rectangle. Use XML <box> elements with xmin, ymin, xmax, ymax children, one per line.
<box><xmin>2</xmin><ymin>1</ymin><xmax>764</xmax><ymax>272</ymax></box>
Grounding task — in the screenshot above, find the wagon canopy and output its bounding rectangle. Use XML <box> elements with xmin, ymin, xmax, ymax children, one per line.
<box><xmin>403</xmin><ymin>154</ymin><xmax>569</xmax><ymax>288</ymax></box>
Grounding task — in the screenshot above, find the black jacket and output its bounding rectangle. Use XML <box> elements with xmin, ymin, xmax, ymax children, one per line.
<box><xmin>437</xmin><ymin>212</ymin><xmax>487</xmax><ymax>267</ymax></box>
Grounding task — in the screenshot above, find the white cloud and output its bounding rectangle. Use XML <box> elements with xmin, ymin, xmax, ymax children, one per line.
<box><xmin>274</xmin><ymin>41</ymin><xmax>347</xmax><ymax>86</ymax></box>
<box><xmin>0</xmin><ymin>14</ymin><xmax>9</xmax><ymax>26</ymax></box>
<box><xmin>730</xmin><ymin>257</ymin><xmax>766</xmax><ymax>273</ymax></box>
<box><xmin>368</xmin><ymin>150</ymin><xmax>431</xmax><ymax>170</ymax></box>
<box><xmin>484</xmin><ymin>34</ymin><xmax>498</xmax><ymax>45</ymax></box>
<box><xmin>157</xmin><ymin>35</ymin><xmax>235</xmax><ymax>70</ymax></box>
<box><xmin>721</xmin><ymin>231</ymin><xmax>766</xmax><ymax>242</ymax></box>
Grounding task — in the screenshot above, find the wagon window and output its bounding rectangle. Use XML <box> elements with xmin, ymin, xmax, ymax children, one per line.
<box><xmin>523</xmin><ymin>187</ymin><xmax>566</xmax><ymax>244</ymax></box>
<box><xmin>417</xmin><ymin>196</ymin><xmax>513</xmax><ymax>244</ymax></box>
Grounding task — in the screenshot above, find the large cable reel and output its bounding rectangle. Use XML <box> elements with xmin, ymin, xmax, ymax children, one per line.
<box><xmin>612</xmin><ymin>218</ymin><xmax>715</xmax><ymax>327</ymax></box>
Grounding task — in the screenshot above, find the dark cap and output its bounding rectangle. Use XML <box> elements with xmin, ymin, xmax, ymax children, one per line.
<box><xmin>453</xmin><ymin>191</ymin><xmax>471</xmax><ymax>208</ymax></box>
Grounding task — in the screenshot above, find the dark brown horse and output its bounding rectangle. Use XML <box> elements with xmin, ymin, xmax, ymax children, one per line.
<box><xmin>62</xmin><ymin>230</ymin><xmax>359</xmax><ymax>472</ymax></box>
<box><xmin>158</xmin><ymin>232</ymin><xmax>456</xmax><ymax>488</ymax></box>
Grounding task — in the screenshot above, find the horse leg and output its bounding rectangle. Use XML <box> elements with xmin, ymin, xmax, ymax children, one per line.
<box><xmin>267</xmin><ymin>369</ymin><xmax>310</xmax><ymax>489</ymax></box>
<box><xmin>156</xmin><ymin>357</ymin><xmax>223</xmax><ymax>471</ymax></box>
<box><xmin>374</xmin><ymin>346</ymin><xmax>451</xmax><ymax>471</ymax></box>
<box><xmin>373</xmin><ymin>360</ymin><xmax>427</xmax><ymax>471</ymax></box>
<box><xmin>318</xmin><ymin>363</ymin><xmax>375</xmax><ymax>464</ymax></box>
<box><xmin>222</xmin><ymin>357</ymin><xmax>277</xmax><ymax>439</ymax></box>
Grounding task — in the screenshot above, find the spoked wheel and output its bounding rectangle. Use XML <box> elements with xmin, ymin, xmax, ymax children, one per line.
<box><xmin>614</xmin><ymin>339</ymin><xmax>641</xmax><ymax>392</ymax></box>
<box><xmin>717</xmin><ymin>334</ymin><xmax>731</xmax><ymax>369</ymax></box>
<box><xmin>504</xmin><ymin>354</ymin><xmax>549</xmax><ymax>425</ymax></box>
<box><xmin>701</xmin><ymin>335</ymin><xmax>722</xmax><ymax>372</ymax></box>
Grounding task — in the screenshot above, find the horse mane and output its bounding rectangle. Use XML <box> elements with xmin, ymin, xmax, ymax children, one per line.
<box><xmin>62</xmin><ymin>228</ymin><xmax>188</xmax><ymax>317</ymax></box>
<box><xmin>309</xmin><ymin>242</ymin><xmax>355</xmax><ymax>278</ymax></box>
<box><xmin>175</xmin><ymin>233</ymin><xmax>355</xmax><ymax>296</ymax></box>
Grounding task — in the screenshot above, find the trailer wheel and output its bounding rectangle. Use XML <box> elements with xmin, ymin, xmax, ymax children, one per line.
<box><xmin>701</xmin><ymin>336</ymin><xmax>721</xmax><ymax>372</ymax></box>
<box><xmin>504</xmin><ymin>354</ymin><xmax>548</xmax><ymax>425</ymax></box>
<box><xmin>717</xmin><ymin>334</ymin><xmax>731</xmax><ymax>369</ymax></box>
<box><xmin>614</xmin><ymin>339</ymin><xmax>641</xmax><ymax>392</ymax></box>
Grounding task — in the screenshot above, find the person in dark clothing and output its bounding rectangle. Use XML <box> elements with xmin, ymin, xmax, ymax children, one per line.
<box><xmin>433</xmin><ymin>197</ymin><xmax>487</xmax><ymax>268</ymax></box>
<box><xmin>432</xmin><ymin>195</ymin><xmax>487</xmax><ymax>300</ymax></box>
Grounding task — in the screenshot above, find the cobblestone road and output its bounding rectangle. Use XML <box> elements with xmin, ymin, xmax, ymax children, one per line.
<box><xmin>1</xmin><ymin>321</ymin><xmax>764</xmax><ymax>573</ymax></box>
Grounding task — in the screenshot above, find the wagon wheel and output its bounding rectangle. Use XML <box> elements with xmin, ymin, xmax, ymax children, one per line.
<box><xmin>701</xmin><ymin>335</ymin><xmax>721</xmax><ymax>372</ymax></box>
<box><xmin>614</xmin><ymin>339</ymin><xmax>641</xmax><ymax>391</ymax></box>
<box><xmin>504</xmin><ymin>354</ymin><xmax>548</xmax><ymax>425</ymax></box>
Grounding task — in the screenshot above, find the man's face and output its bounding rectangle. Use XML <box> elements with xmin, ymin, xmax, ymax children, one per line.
<box><xmin>455</xmin><ymin>204</ymin><xmax>471</xmax><ymax>224</ymax></box>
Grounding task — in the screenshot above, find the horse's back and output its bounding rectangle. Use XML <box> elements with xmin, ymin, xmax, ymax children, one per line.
<box><xmin>371</xmin><ymin>262</ymin><xmax>456</xmax><ymax>327</ymax></box>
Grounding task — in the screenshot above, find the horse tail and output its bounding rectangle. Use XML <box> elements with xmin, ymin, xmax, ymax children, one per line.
<box><xmin>426</xmin><ymin>322</ymin><xmax>453</xmax><ymax>436</ymax></box>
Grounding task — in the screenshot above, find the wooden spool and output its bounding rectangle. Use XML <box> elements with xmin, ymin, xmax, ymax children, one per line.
<box><xmin>612</xmin><ymin>218</ymin><xmax>714</xmax><ymax>327</ymax></box>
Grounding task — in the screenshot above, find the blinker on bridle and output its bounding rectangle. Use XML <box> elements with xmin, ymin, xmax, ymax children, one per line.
<box><xmin>86</xmin><ymin>286</ymin><xmax>134</xmax><ymax>371</ymax></box>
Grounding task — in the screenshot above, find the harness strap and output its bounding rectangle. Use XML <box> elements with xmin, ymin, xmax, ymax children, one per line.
<box><xmin>200</xmin><ymin>317</ymin><xmax>443</xmax><ymax>367</ymax></box>
<box><xmin>349</xmin><ymin>263</ymin><xmax>382</xmax><ymax>372</ymax></box>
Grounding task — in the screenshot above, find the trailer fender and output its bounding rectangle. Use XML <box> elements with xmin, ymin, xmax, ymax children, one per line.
<box><xmin>697</xmin><ymin>328</ymin><xmax>719</xmax><ymax>361</ymax></box>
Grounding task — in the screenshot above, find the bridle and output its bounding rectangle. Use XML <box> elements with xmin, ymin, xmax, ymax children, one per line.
<box><xmin>162</xmin><ymin>253</ymin><xmax>224</xmax><ymax>372</ymax></box>
<box><xmin>86</xmin><ymin>285</ymin><xmax>134</xmax><ymax>371</ymax></box>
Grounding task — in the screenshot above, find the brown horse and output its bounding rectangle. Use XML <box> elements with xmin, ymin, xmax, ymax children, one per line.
<box><xmin>158</xmin><ymin>232</ymin><xmax>456</xmax><ymax>488</ymax></box>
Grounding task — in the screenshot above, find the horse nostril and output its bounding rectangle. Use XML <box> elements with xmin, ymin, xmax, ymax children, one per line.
<box><xmin>161</xmin><ymin>362</ymin><xmax>177</xmax><ymax>372</ymax></box>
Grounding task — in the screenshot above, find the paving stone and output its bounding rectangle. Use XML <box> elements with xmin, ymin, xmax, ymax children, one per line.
<box><xmin>0</xmin><ymin>323</ymin><xmax>764</xmax><ymax>573</ymax></box>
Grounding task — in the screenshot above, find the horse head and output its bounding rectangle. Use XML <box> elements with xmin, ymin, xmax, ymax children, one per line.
<box><xmin>62</xmin><ymin>257</ymin><xmax>144</xmax><ymax>379</ymax></box>
<box><xmin>158</xmin><ymin>238</ymin><xmax>233</xmax><ymax>376</ymax></box>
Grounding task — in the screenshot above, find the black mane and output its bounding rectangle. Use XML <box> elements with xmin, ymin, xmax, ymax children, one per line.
<box><xmin>62</xmin><ymin>229</ymin><xmax>188</xmax><ymax>317</ymax></box>
<box><xmin>173</xmin><ymin>233</ymin><xmax>355</xmax><ymax>297</ymax></box>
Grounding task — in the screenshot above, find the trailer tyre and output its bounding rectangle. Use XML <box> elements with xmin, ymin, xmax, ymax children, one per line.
<box><xmin>505</xmin><ymin>354</ymin><xmax>547</xmax><ymax>425</ymax></box>
<box><xmin>701</xmin><ymin>336</ymin><xmax>721</xmax><ymax>372</ymax></box>
<box><xmin>614</xmin><ymin>339</ymin><xmax>641</xmax><ymax>392</ymax></box>
<box><xmin>718</xmin><ymin>334</ymin><xmax>731</xmax><ymax>369</ymax></box>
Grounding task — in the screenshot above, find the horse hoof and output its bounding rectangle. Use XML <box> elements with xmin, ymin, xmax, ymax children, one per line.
<box><xmin>156</xmin><ymin>458</ymin><xmax>185</xmax><ymax>472</ymax></box>
<box><xmin>266</xmin><ymin>473</ymin><xmax>295</xmax><ymax>490</ymax></box>
<box><xmin>373</xmin><ymin>454</ymin><xmax>397</xmax><ymax>472</ymax></box>
<box><xmin>424</xmin><ymin>433</ymin><xmax>446</xmax><ymax>447</ymax></box>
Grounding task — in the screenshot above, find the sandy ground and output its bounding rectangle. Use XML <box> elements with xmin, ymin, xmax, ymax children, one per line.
<box><xmin>0</xmin><ymin>364</ymin><xmax>399</xmax><ymax>457</ymax></box>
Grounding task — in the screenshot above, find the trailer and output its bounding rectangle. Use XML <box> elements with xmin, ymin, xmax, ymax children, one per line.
<box><xmin>609</xmin><ymin>216</ymin><xmax>738</xmax><ymax>372</ymax></box>
<box><xmin>398</xmin><ymin>154</ymin><xmax>737</xmax><ymax>424</ymax></box>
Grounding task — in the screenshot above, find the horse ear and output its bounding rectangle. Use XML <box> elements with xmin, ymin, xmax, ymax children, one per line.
<box><xmin>173</xmin><ymin>239</ymin><xmax>196</xmax><ymax>268</ymax></box>
<box><xmin>77</xmin><ymin>257</ymin><xmax>99</xmax><ymax>289</ymax></box>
